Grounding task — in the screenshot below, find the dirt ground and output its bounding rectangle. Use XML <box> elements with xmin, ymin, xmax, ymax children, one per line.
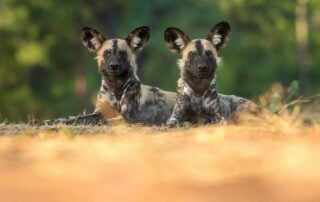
<box><xmin>1</xmin><ymin>117</ymin><xmax>320</xmax><ymax>202</ymax></box>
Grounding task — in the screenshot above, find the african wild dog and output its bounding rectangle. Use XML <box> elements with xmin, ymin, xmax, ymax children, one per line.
<box><xmin>77</xmin><ymin>26</ymin><xmax>176</xmax><ymax>125</ymax></box>
<box><xmin>37</xmin><ymin>26</ymin><xmax>176</xmax><ymax>126</ymax></box>
<box><xmin>164</xmin><ymin>21</ymin><xmax>260</xmax><ymax>127</ymax></box>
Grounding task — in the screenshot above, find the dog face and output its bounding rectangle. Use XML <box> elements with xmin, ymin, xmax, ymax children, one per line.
<box><xmin>164</xmin><ymin>22</ymin><xmax>230</xmax><ymax>79</ymax></box>
<box><xmin>81</xmin><ymin>26</ymin><xmax>150</xmax><ymax>78</ymax></box>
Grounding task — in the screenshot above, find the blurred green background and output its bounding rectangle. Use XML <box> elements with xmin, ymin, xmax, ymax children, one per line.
<box><xmin>0</xmin><ymin>0</ymin><xmax>319</xmax><ymax>122</ymax></box>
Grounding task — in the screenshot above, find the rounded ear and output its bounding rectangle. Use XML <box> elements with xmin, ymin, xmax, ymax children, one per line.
<box><xmin>207</xmin><ymin>21</ymin><xmax>231</xmax><ymax>51</ymax></box>
<box><xmin>164</xmin><ymin>27</ymin><xmax>190</xmax><ymax>53</ymax></box>
<box><xmin>126</xmin><ymin>26</ymin><xmax>150</xmax><ymax>52</ymax></box>
<box><xmin>81</xmin><ymin>27</ymin><xmax>106</xmax><ymax>52</ymax></box>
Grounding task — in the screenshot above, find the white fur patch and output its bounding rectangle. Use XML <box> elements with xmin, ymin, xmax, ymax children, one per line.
<box><xmin>175</xmin><ymin>38</ymin><xmax>185</xmax><ymax>49</ymax></box>
<box><xmin>130</xmin><ymin>54</ymin><xmax>138</xmax><ymax>74</ymax></box>
<box><xmin>166</xmin><ymin>117</ymin><xmax>179</xmax><ymax>125</ymax></box>
<box><xmin>100</xmin><ymin>80</ymin><xmax>106</xmax><ymax>91</ymax></box>
<box><xmin>203</xmin><ymin>97</ymin><xmax>215</xmax><ymax>108</ymax></box>
<box><xmin>168</xmin><ymin>117</ymin><xmax>178</xmax><ymax>122</ymax></box>
<box><xmin>121</xmin><ymin>104</ymin><xmax>128</xmax><ymax>112</ymax></box>
<box><xmin>183</xmin><ymin>83</ymin><xmax>193</xmax><ymax>96</ymax></box>
<box><xmin>209</xmin><ymin>77</ymin><xmax>217</xmax><ymax>86</ymax></box>
<box><xmin>90</xmin><ymin>37</ymin><xmax>101</xmax><ymax>49</ymax></box>
<box><xmin>216</xmin><ymin>57</ymin><xmax>222</xmax><ymax>65</ymax></box>
<box><xmin>131</xmin><ymin>36</ymin><xmax>141</xmax><ymax>48</ymax></box>
<box><xmin>95</xmin><ymin>55</ymin><xmax>103</xmax><ymax>66</ymax></box>
<box><xmin>213</xmin><ymin>35</ymin><xmax>222</xmax><ymax>45</ymax></box>
<box><xmin>99</xmin><ymin>91</ymin><xmax>117</xmax><ymax>105</ymax></box>
<box><xmin>177</xmin><ymin>59</ymin><xmax>185</xmax><ymax>69</ymax></box>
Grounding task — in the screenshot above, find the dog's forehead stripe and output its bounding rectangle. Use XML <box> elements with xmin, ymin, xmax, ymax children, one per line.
<box><xmin>98</xmin><ymin>39</ymin><xmax>132</xmax><ymax>56</ymax></box>
<box><xmin>96</xmin><ymin>39</ymin><xmax>135</xmax><ymax>67</ymax></box>
<box><xmin>112</xmin><ymin>39</ymin><xmax>118</xmax><ymax>54</ymax></box>
<box><xmin>195</xmin><ymin>40</ymin><xmax>204</xmax><ymax>56</ymax></box>
<box><xmin>182</xmin><ymin>39</ymin><xmax>218</xmax><ymax>60</ymax></box>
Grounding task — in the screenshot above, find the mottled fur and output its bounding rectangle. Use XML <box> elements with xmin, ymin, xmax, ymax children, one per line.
<box><xmin>83</xmin><ymin>26</ymin><xmax>176</xmax><ymax>125</ymax></box>
<box><xmin>165</xmin><ymin>22</ymin><xmax>260</xmax><ymax>127</ymax></box>
<box><xmin>36</xmin><ymin>26</ymin><xmax>176</xmax><ymax>126</ymax></box>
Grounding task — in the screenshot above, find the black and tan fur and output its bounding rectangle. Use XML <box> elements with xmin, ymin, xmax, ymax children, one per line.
<box><xmin>37</xmin><ymin>26</ymin><xmax>176</xmax><ymax>126</ymax></box>
<box><xmin>165</xmin><ymin>22</ymin><xmax>260</xmax><ymax>127</ymax></box>
<box><xmin>59</xmin><ymin>26</ymin><xmax>176</xmax><ymax>125</ymax></box>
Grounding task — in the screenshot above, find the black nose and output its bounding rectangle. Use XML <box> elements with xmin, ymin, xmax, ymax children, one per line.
<box><xmin>198</xmin><ymin>65</ymin><xmax>208</xmax><ymax>72</ymax></box>
<box><xmin>110</xmin><ymin>63</ymin><xmax>119</xmax><ymax>71</ymax></box>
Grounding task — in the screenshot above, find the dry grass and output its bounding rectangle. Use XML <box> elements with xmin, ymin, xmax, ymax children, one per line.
<box><xmin>1</xmin><ymin>112</ymin><xmax>320</xmax><ymax>202</ymax></box>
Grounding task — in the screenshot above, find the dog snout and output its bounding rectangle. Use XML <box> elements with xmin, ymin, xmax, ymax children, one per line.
<box><xmin>110</xmin><ymin>63</ymin><xmax>119</xmax><ymax>71</ymax></box>
<box><xmin>198</xmin><ymin>65</ymin><xmax>208</xmax><ymax>72</ymax></box>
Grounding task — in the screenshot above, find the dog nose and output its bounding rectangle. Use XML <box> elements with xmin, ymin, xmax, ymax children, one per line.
<box><xmin>198</xmin><ymin>65</ymin><xmax>208</xmax><ymax>71</ymax></box>
<box><xmin>110</xmin><ymin>63</ymin><xmax>119</xmax><ymax>71</ymax></box>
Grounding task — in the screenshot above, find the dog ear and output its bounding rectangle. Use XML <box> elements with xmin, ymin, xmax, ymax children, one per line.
<box><xmin>207</xmin><ymin>21</ymin><xmax>231</xmax><ymax>51</ymax></box>
<box><xmin>126</xmin><ymin>26</ymin><xmax>150</xmax><ymax>52</ymax></box>
<box><xmin>81</xmin><ymin>27</ymin><xmax>106</xmax><ymax>52</ymax></box>
<box><xmin>164</xmin><ymin>27</ymin><xmax>190</xmax><ymax>53</ymax></box>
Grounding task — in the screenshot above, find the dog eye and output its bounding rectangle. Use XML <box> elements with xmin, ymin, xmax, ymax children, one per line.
<box><xmin>104</xmin><ymin>49</ymin><xmax>112</xmax><ymax>56</ymax></box>
<box><xmin>188</xmin><ymin>51</ymin><xmax>196</xmax><ymax>59</ymax></box>
<box><xmin>205</xmin><ymin>51</ymin><xmax>213</xmax><ymax>58</ymax></box>
<box><xmin>118</xmin><ymin>50</ymin><xmax>127</xmax><ymax>59</ymax></box>
<box><xmin>119</xmin><ymin>50</ymin><xmax>127</xmax><ymax>56</ymax></box>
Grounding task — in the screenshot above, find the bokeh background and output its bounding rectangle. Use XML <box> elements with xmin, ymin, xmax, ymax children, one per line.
<box><xmin>0</xmin><ymin>0</ymin><xmax>319</xmax><ymax>122</ymax></box>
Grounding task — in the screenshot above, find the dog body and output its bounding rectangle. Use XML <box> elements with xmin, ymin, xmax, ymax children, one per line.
<box><xmin>38</xmin><ymin>26</ymin><xmax>176</xmax><ymax>126</ymax></box>
<box><xmin>172</xmin><ymin>76</ymin><xmax>252</xmax><ymax>125</ymax></box>
<box><xmin>165</xmin><ymin>22</ymin><xmax>260</xmax><ymax>126</ymax></box>
<box><xmin>81</xmin><ymin>27</ymin><xmax>176</xmax><ymax>125</ymax></box>
<box><xmin>95</xmin><ymin>76</ymin><xmax>176</xmax><ymax>125</ymax></box>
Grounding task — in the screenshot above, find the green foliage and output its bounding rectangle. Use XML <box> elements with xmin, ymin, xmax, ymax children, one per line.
<box><xmin>0</xmin><ymin>0</ymin><xmax>319</xmax><ymax>121</ymax></box>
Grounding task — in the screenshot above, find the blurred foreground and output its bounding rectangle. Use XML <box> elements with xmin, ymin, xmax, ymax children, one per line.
<box><xmin>1</xmin><ymin>113</ymin><xmax>320</xmax><ymax>202</ymax></box>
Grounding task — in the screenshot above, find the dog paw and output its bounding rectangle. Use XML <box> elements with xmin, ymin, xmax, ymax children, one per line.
<box><xmin>166</xmin><ymin>118</ymin><xmax>179</xmax><ymax>128</ymax></box>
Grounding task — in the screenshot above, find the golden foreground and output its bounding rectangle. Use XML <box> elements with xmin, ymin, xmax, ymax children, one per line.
<box><xmin>1</xmin><ymin>117</ymin><xmax>320</xmax><ymax>202</ymax></box>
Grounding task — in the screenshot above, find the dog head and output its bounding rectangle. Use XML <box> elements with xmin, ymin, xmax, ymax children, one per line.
<box><xmin>164</xmin><ymin>22</ymin><xmax>230</xmax><ymax>79</ymax></box>
<box><xmin>81</xmin><ymin>26</ymin><xmax>150</xmax><ymax>78</ymax></box>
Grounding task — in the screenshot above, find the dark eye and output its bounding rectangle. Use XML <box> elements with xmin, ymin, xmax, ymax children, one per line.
<box><xmin>104</xmin><ymin>49</ymin><xmax>112</xmax><ymax>56</ymax></box>
<box><xmin>118</xmin><ymin>50</ymin><xmax>127</xmax><ymax>58</ymax></box>
<box><xmin>205</xmin><ymin>51</ymin><xmax>213</xmax><ymax>58</ymax></box>
<box><xmin>119</xmin><ymin>50</ymin><xmax>126</xmax><ymax>55</ymax></box>
<box><xmin>188</xmin><ymin>51</ymin><xmax>196</xmax><ymax>59</ymax></box>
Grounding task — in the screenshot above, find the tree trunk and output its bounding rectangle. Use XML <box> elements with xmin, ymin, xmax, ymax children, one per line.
<box><xmin>295</xmin><ymin>0</ymin><xmax>310</xmax><ymax>95</ymax></box>
<box><xmin>73</xmin><ymin>9</ymin><xmax>87</xmax><ymax>112</ymax></box>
